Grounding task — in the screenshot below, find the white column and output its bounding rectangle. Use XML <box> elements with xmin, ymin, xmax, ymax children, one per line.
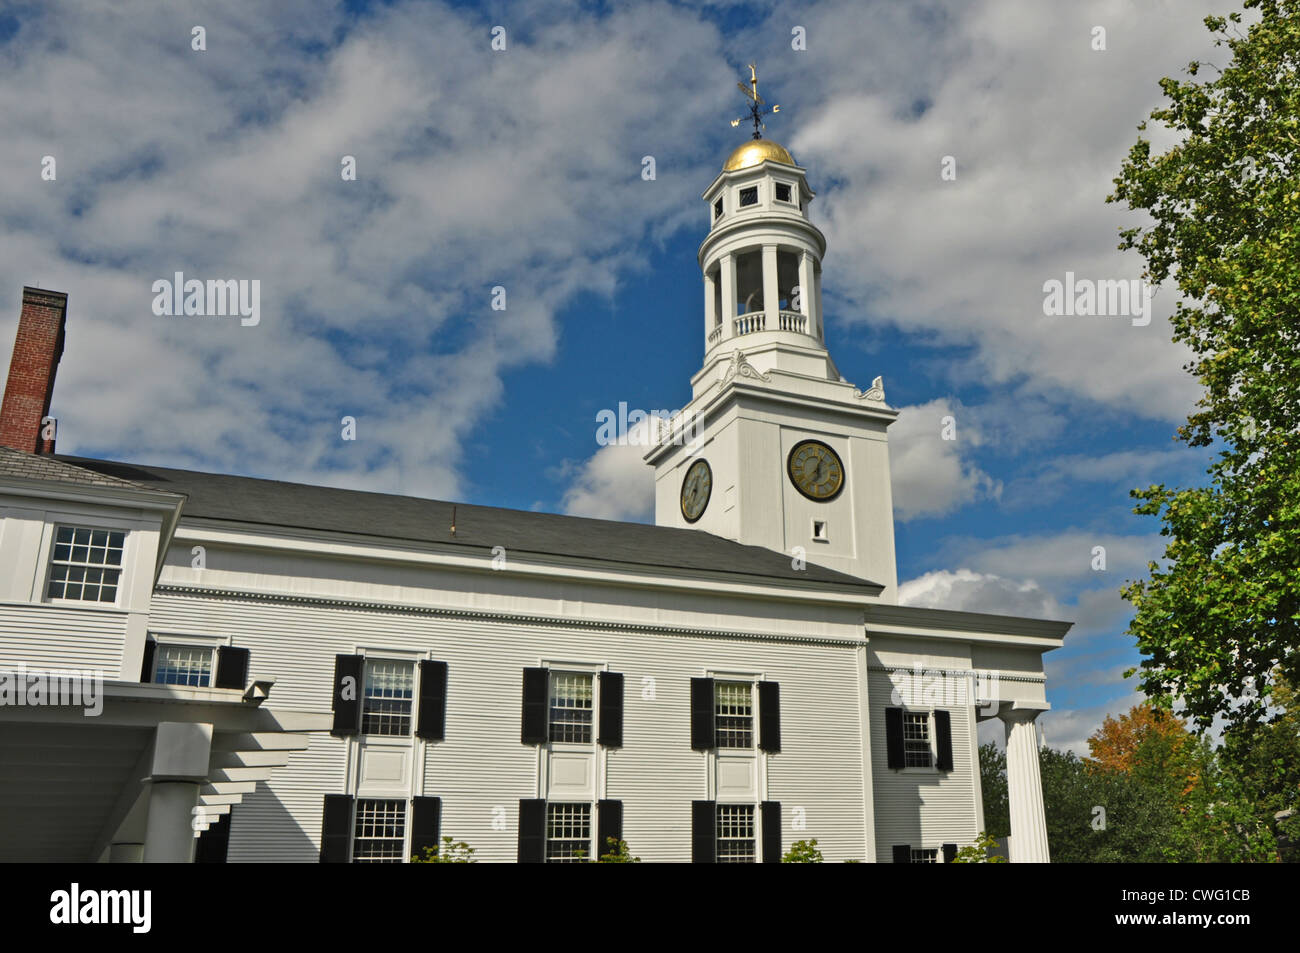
<box><xmin>1002</xmin><ymin>707</ymin><xmax>1050</xmax><ymax>863</ymax></box>
<box><xmin>762</xmin><ymin>245</ymin><xmax>779</xmax><ymax>332</ymax></box>
<box><xmin>813</xmin><ymin>263</ymin><xmax>824</xmax><ymax>340</ymax></box>
<box><xmin>719</xmin><ymin>254</ymin><xmax>736</xmax><ymax>341</ymax></box>
<box><xmin>704</xmin><ymin>269</ymin><xmax>717</xmax><ymax>348</ymax></box>
<box><xmin>144</xmin><ymin>782</ymin><xmax>200</xmax><ymax>862</ymax></box>
<box><xmin>798</xmin><ymin>251</ymin><xmax>815</xmax><ymax>337</ymax></box>
<box><xmin>142</xmin><ymin>721</ymin><xmax>212</xmax><ymax>864</ymax></box>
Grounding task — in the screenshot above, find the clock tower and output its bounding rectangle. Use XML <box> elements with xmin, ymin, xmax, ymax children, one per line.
<box><xmin>644</xmin><ymin>69</ymin><xmax>899</xmax><ymax>599</ymax></box>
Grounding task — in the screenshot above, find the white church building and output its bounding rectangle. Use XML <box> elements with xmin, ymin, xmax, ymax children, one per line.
<box><xmin>0</xmin><ymin>129</ymin><xmax>1067</xmax><ymax>863</ymax></box>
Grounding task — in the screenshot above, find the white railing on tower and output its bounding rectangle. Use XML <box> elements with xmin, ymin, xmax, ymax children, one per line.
<box><xmin>778</xmin><ymin>311</ymin><xmax>808</xmax><ymax>334</ymax></box>
<box><xmin>733</xmin><ymin>311</ymin><xmax>765</xmax><ymax>336</ymax></box>
<box><xmin>708</xmin><ymin>325</ymin><xmax>723</xmax><ymax>345</ymax></box>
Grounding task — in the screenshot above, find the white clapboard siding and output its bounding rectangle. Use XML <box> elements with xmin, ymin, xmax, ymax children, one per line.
<box><xmin>868</xmin><ymin>670</ymin><xmax>979</xmax><ymax>861</ymax></box>
<box><xmin>148</xmin><ymin>589</ymin><xmax>870</xmax><ymax>863</ymax></box>
<box><xmin>0</xmin><ymin>603</ymin><xmax>126</xmax><ymax>674</ymax></box>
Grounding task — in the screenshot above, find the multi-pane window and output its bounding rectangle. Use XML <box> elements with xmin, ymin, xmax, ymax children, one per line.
<box><xmin>717</xmin><ymin>805</ymin><xmax>756</xmax><ymax>863</ymax></box>
<box><xmin>46</xmin><ymin>526</ymin><xmax>125</xmax><ymax>603</ymax></box>
<box><xmin>911</xmin><ymin>848</ymin><xmax>938</xmax><ymax>863</ymax></box>
<box><xmin>152</xmin><ymin>644</ymin><xmax>214</xmax><ymax>687</ymax></box>
<box><xmin>548</xmin><ymin>672</ymin><xmax>593</xmax><ymax>744</ymax></box>
<box><xmin>739</xmin><ymin>186</ymin><xmax>758</xmax><ymax>207</ymax></box>
<box><xmin>545</xmin><ymin>803</ymin><xmax>591</xmax><ymax>862</ymax></box>
<box><xmin>715</xmin><ymin>681</ymin><xmax>753</xmax><ymax>748</ymax></box>
<box><xmin>352</xmin><ymin>798</ymin><xmax>406</xmax><ymax>863</ymax></box>
<box><xmin>361</xmin><ymin>660</ymin><xmax>414</xmax><ymax>736</ymax></box>
<box><xmin>904</xmin><ymin>711</ymin><xmax>932</xmax><ymax>767</ymax></box>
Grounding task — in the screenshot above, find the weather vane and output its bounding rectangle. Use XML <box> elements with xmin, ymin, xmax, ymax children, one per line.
<box><xmin>731</xmin><ymin>63</ymin><xmax>781</xmax><ymax>140</ymax></box>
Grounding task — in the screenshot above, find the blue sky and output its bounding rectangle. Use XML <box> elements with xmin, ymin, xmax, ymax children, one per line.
<box><xmin>0</xmin><ymin>0</ymin><xmax>1236</xmax><ymax>752</ymax></box>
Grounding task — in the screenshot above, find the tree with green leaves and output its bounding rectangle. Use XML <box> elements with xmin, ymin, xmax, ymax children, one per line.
<box><xmin>596</xmin><ymin>836</ymin><xmax>640</xmax><ymax>862</ymax></box>
<box><xmin>781</xmin><ymin>839</ymin><xmax>824</xmax><ymax>863</ymax></box>
<box><xmin>411</xmin><ymin>835</ymin><xmax>476</xmax><ymax>863</ymax></box>
<box><xmin>1109</xmin><ymin>0</ymin><xmax>1300</xmax><ymax>733</ymax></box>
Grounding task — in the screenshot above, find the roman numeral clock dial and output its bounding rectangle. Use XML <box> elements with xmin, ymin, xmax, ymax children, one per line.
<box><xmin>787</xmin><ymin>440</ymin><xmax>845</xmax><ymax>501</ymax></box>
<box><xmin>680</xmin><ymin>458</ymin><xmax>712</xmax><ymax>523</ymax></box>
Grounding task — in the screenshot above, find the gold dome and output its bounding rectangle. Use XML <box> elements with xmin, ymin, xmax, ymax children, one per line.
<box><xmin>723</xmin><ymin>138</ymin><xmax>796</xmax><ymax>172</ymax></box>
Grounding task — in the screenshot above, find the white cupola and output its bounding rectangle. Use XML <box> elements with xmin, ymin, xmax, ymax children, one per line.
<box><xmin>646</xmin><ymin>70</ymin><xmax>899</xmax><ymax>599</ymax></box>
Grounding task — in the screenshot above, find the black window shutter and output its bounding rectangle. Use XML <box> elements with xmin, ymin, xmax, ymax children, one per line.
<box><xmin>139</xmin><ymin>638</ymin><xmax>156</xmax><ymax>682</ymax></box>
<box><xmin>411</xmin><ymin>796</ymin><xmax>442</xmax><ymax>860</ymax></box>
<box><xmin>942</xmin><ymin>842</ymin><xmax>957</xmax><ymax>864</ymax></box>
<box><xmin>195</xmin><ymin>808</ymin><xmax>231</xmax><ymax>863</ymax></box>
<box><xmin>214</xmin><ymin>645</ymin><xmax>250</xmax><ymax>690</ymax></box>
<box><xmin>690</xmin><ymin>677</ymin><xmax>715</xmax><ymax>751</ymax></box>
<box><xmin>597</xmin><ymin>671</ymin><xmax>624</xmax><ymax>748</ymax></box>
<box><xmin>521</xmin><ymin>668</ymin><xmax>549</xmax><ymax>744</ymax></box>
<box><xmin>416</xmin><ymin>660</ymin><xmax>448</xmax><ymax>741</ymax></box>
<box><xmin>597</xmin><ymin>799</ymin><xmax>623</xmax><ymax>857</ymax></box>
<box><xmin>319</xmin><ymin>794</ymin><xmax>354</xmax><ymax>863</ymax></box>
<box><xmin>761</xmin><ymin>800</ymin><xmax>781</xmax><ymax>863</ymax></box>
<box><xmin>935</xmin><ymin>709</ymin><xmax>954</xmax><ymax>771</ymax></box>
<box><xmin>885</xmin><ymin>707</ymin><xmax>905</xmax><ymax>769</ymax></box>
<box><xmin>330</xmin><ymin>654</ymin><xmax>364</xmax><ymax>737</ymax></box>
<box><xmin>692</xmin><ymin>800</ymin><xmax>716</xmax><ymax>863</ymax></box>
<box><xmin>518</xmin><ymin>799</ymin><xmax>547</xmax><ymax>863</ymax></box>
<box><xmin>893</xmin><ymin>844</ymin><xmax>911</xmax><ymax>864</ymax></box>
<box><xmin>758</xmin><ymin>681</ymin><xmax>781</xmax><ymax>752</ymax></box>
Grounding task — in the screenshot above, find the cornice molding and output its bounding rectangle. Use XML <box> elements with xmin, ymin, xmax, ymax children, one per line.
<box><xmin>154</xmin><ymin>583</ymin><xmax>866</xmax><ymax>648</ymax></box>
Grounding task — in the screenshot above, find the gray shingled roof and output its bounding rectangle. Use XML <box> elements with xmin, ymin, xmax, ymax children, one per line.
<box><xmin>53</xmin><ymin>455</ymin><xmax>879</xmax><ymax>590</ymax></box>
<box><xmin>0</xmin><ymin>446</ymin><xmax>163</xmax><ymax>492</ymax></box>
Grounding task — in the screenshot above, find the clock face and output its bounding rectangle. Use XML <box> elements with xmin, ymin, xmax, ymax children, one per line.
<box><xmin>680</xmin><ymin>458</ymin><xmax>712</xmax><ymax>523</ymax></box>
<box><xmin>787</xmin><ymin>440</ymin><xmax>845</xmax><ymax>501</ymax></box>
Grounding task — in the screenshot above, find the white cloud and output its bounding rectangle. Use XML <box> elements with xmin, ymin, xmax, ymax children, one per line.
<box><xmin>558</xmin><ymin>416</ymin><xmax>657</xmax><ymax>521</ymax></box>
<box><xmin>898</xmin><ymin>568</ymin><xmax>1061</xmax><ymax>619</ymax></box>
<box><xmin>774</xmin><ymin>0</ymin><xmax>1223</xmax><ymax>421</ymax></box>
<box><xmin>0</xmin><ymin>0</ymin><xmax>735</xmax><ymax>497</ymax></box>
<box><xmin>889</xmin><ymin>398</ymin><xmax>999</xmax><ymax>520</ymax></box>
<box><xmin>927</xmin><ymin>529</ymin><xmax>1163</xmax><ymax>598</ymax></box>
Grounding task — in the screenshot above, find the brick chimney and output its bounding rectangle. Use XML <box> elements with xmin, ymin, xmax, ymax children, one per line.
<box><xmin>0</xmin><ymin>287</ymin><xmax>67</xmax><ymax>454</ymax></box>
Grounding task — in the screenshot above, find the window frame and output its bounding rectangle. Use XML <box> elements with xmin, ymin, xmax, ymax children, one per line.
<box><xmin>359</xmin><ymin>656</ymin><xmax>417</xmax><ymax>738</ymax></box>
<box><xmin>547</xmin><ymin>669</ymin><xmax>595</xmax><ymax>746</ymax></box>
<box><xmin>902</xmin><ymin>709</ymin><xmax>937</xmax><ymax>772</ymax></box>
<box><xmin>540</xmin><ymin>658</ymin><xmax>605</xmax><ymax>750</ymax></box>
<box><xmin>544</xmin><ymin>801</ymin><xmax>593</xmax><ymax>863</ymax></box>
<box><xmin>716</xmin><ymin>803</ymin><xmax>757</xmax><ymax>863</ymax></box>
<box><xmin>774</xmin><ymin>181</ymin><xmax>794</xmax><ymax>204</ymax></box>
<box><xmin>910</xmin><ymin>847</ymin><xmax>939</xmax><ymax>864</ymax></box>
<box><xmin>737</xmin><ymin>185</ymin><xmax>759</xmax><ymax>208</ymax></box>
<box><xmin>713</xmin><ymin>678</ymin><xmax>755</xmax><ymax>750</ymax></box>
<box><xmin>350</xmin><ymin>797</ymin><xmax>408</xmax><ymax>863</ymax></box>
<box><xmin>147</xmin><ymin>632</ymin><xmax>229</xmax><ymax>688</ymax></box>
<box><xmin>43</xmin><ymin>523</ymin><xmax>128</xmax><ymax>607</ymax></box>
<box><xmin>713</xmin><ymin>196</ymin><xmax>724</xmax><ymax>221</ymax></box>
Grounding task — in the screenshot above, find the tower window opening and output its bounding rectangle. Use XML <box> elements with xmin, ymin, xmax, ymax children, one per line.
<box><xmin>777</xmin><ymin>251</ymin><xmax>801</xmax><ymax>312</ymax></box>
<box><xmin>775</xmin><ymin>182</ymin><xmax>792</xmax><ymax>203</ymax></box>
<box><xmin>734</xmin><ymin>251</ymin><xmax>764</xmax><ymax>317</ymax></box>
<box><xmin>738</xmin><ymin>186</ymin><xmax>758</xmax><ymax>207</ymax></box>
